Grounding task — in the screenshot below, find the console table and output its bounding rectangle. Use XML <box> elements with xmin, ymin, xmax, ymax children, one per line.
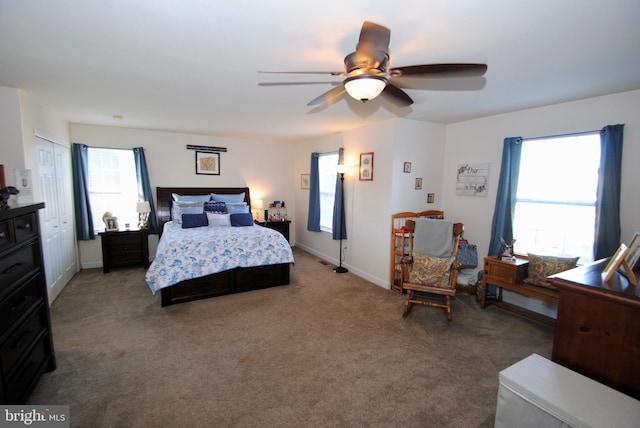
<box><xmin>548</xmin><ymin>259</ymin><xmax>640</xmax><ymax>400</ymax></box>
<box><xmin>481</xmin><ymin>256</ymin><xmax>558</xmax><ymax>326</ymax></box>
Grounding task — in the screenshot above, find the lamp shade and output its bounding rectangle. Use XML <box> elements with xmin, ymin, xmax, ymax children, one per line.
<box><xmin>344</xmin><ymin>76</ymin><xmax>387</xmax><ymax>101</ymax></box>
<box><xmin>252</xmin><ymin>199</ymin><xmax>264</xmax><ymax>210</ymax></box>
<box><xmin>336</xmin><ymin>164</ymin><xmax>348</xmax><ymax>175</ymax></box>
<box><xmin>136</xmin><ymin>201</ymin><xmax>151</xmax><ymax>214</ymax></box>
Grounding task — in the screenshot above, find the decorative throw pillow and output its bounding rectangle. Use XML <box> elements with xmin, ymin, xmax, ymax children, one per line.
<box><xmin>524</xmin><ymin>253</ymin><xmax>579</xmax><ymax>288</ymax></box>
<box><xmin>181</xmin><ymin>213</ymin><xmax>208</xmax><ymax>229</ymax></box>
<box><xmin>408</xmin><ymin>254</ymin><xmax>454</xmax><ymax>289</ymax></box>
<box><xmin>204</xmin><ymin>201</ymin><xmax>226</xmax><ymax>213</ymax></box>
<box><xmin>206</xmin><ymin>212</ymin><xmax>231</xmax><ymax>227</ymax></box>
<box><xmin>230</xmin><ymin>213</ymin><xmax>254</xmax><ymax>227</ymax></box>
<box><xmin>171</xmin><ymin>201</ymin><xmax>204</xmax><ymax>224</ymax></box>
<box><xmin>225</xmin><ymin>202</ymin><xmax>249</xmax><ymax>214</ymax></box>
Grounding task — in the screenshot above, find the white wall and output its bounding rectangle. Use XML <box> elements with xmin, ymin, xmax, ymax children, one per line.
<box><xmin>443</xmin><ymin>89</ymin><xmax>640</xmax><ymax>315</ymax></box>
<box><xmin>0</xmin><ymin>87</ymin><xmax>26</xmax><ymax>190</ymax></box>
<box><xmin>71</xmin><ymin>124</ymin><xmax>296</xmax><ymax>268</ymax></box>
<box><xmin>294</xmin><ymin>118</ymin><xmax>447</xmax><ymax>287</ymax></box>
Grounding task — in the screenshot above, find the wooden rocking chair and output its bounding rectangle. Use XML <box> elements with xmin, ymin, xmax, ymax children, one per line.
<box><xmin>401</xmin><ymin>220</ymin><xmax>464</xmax><ymax>324</ymax></box>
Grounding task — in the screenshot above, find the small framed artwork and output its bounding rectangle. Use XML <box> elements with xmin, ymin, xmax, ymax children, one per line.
<box><xmin>359</xmin><ymin>152</ymin><xmax>374</xmax><ymax>181</ymax></box>
<box><xmin>625</xmin><ymin>232</ymin><xmax>640</xmax><ymax>272</ymax></box>
<box><xmin>415</xmin><ymin>178</ymin><xmax>422</xmax><ymax>190</ymax></box>
<box><xmin>301</xmin><ymin>173</ymin><xmax>310</xmax><ymax>190</ymax></box>
<box><xmin>602</xmin><ymin>243</ymin><xmax>630</xmax><ymax>283</ymax></box>
<box><xmin>195</xmin><ymin>151</ymin><xmax>220</xmax><ymax>175</ymax></box>
<box><xmin>403</xmin><ymin>162</ymin><xmax>411</xmax><ymax>173</ymax></box>
<box><xmin>104</xmin><ymin>216</ymin><xmax>119</xmax><ymax>231</ymax></box>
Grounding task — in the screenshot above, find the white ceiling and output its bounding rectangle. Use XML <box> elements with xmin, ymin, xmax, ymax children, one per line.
<box><xmin>1</xmin><ymin>0</ymin><xmax>639</xmax><ymax>142</ymax></box>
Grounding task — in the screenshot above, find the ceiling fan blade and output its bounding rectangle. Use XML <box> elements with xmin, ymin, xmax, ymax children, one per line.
<box><xmin>381</xmin><ymin>83</ymin><xmax>413</xmax><ymax>107</ymax></box>
<box><xmin>258</xmin><ymin>81</ymin><xmax>340</xmax><ymax>87</ymax></box>
<box><xmin>390</xmin><ymin>63</ymin><xmax>487</xmax><ymax>78</ymax></box>
<box><xmin>258</xmin><ymin>70</ymin><xmax>345</xmax><ymax>76</ymax></box>
<box><xmin>358</xmin><ymin>21</ymin><xmax>391</xmax><ymax>54</ymax></box>
<box><xmin>307</xmin><ymin>85</ymin><xmax>346</xmax><ymax>107</ymax></box>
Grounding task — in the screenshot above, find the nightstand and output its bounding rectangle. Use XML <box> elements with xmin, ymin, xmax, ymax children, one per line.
<box><xmin>262</xmin><ymin>221</ymin><xmax>290</xmax><ymax>243</ymax></box>
<box><xmin>99</xmin><ymin>229</ymin><xmax>149</xmax><ymax>273</ymax></box>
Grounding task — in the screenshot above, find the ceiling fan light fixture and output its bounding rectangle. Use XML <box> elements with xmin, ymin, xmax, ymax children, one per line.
<box><xmin>344</xmin><ymin>76</ymin><xmax>387</xmax><ymax>102</ymax></box>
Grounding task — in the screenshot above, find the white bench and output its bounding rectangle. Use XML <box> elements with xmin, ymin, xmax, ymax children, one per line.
<box><xmin>496</xmin><ymin>354</ymin><xmax>640</xmax><ymax>428</ymax></box>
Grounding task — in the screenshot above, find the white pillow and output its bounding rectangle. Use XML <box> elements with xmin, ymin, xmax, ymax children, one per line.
<box><xmin>211</xmin><ymin>192</ymin><xmax>245</xmax><ymax>203</ymax></box>
<box><xmin>171</xmin><ymin>201</ymin><xmax>204</xmax><ymax>224</ymax></box>
<box><xmin>172</xmin><ymin>193</ymin><xmax>211</xmax><ymax>202</ymax></box>
<box><xmin>206</xmin><ymin>212</ymin><xmax>231</xmax><ymax>227</ymax></box>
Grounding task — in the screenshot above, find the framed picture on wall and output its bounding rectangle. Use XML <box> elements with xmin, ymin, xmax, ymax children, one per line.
<box><xmin>195</xmin><ymin>151</ymin><xmax>220</xmax><ymax>175</ymax></box>
<box><xmin>415</xmin><ymin>178</ymin><xmax>422</xmax><ymax>190</ymax></box>
<box><xmin>359</xmin><ymin>152</ymin><xmax>374</xmax><ymax>181</ymax></box>
<box><xmin>301</xmin><ymin>173</ymin><xmax>310</xmax><ymax>189</ymax></box>
<box><xmin>403</xmin><ymin>162</ymin><xmax>411</xmax><ymax>173</ymax></box>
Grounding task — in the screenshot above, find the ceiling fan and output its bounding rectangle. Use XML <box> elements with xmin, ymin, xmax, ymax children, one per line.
<box><xmin>259</xmin><ymin>21</ymin><xmax>487</xmax><ymax>108</ymax></box>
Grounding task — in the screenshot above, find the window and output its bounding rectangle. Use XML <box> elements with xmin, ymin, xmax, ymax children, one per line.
<box><xmin>513</xmin><ymin>133</ymin><xmax>600</xmax><ymax>263</ymax></box>
<box><xmin>87</xmin><ymin>148</ymin><xmax>139</xmax><ymax>232</ymax></box>
<box><xmin>318</xmin><ymin>152</ymin><xmax>339</xmax><ymax>232</ymax></box>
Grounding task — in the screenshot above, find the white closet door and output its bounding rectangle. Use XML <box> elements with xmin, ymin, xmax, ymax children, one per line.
<box><xmin>36</xmin><ymin>139</ymin><xmax>77</xmax><ymax>304</ymax></box>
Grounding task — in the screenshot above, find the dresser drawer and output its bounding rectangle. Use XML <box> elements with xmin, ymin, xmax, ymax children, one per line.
<box><xmin>0</xmin><ymin>243</ymin><xmax>40</xmax><ymax>297</ymax></box>
<box><xmin>110</xmin><ymin>251</ymin><xmax>143</xmax><ymax>265</ymax></box>
<box><xmin>0</xmin><ymin>220</ymin><xmax>13</xmax><ymax>252</ymax></box>
<box><xmin>0</xmin><ymin>275</ymin><xmax>44</xmax><ymax>336</ymax></box>
<box><xmin>4</xmin><ymin>334</ymin><xmax>47</xmax><ymax>404</ymax></box>
<box><xmin>108</xmin><ymin>233</ymin><xmax>143</xmax><ymax>246</ymax></box>
<box><xmin>14</xmin><ymin>213</ymin><xmax>38</xmax><ymax>243</ymax></box>
<box><xmin>0</xmin><ymin>306</ymin><xmax>46</xmax><ymax>377</ymax></box>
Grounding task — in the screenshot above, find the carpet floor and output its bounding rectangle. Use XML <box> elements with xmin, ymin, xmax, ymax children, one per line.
<box><xmin>29</xmin><ymin>247</ymin><xmax>554</xmax><ymax>427</ymax></box>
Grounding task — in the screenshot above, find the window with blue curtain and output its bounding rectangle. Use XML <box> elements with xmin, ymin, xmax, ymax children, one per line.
<box><xmin>72</xmin><ymin>145</ymin><xmax>158</xmax><ymax>238</ymax></box>
<box><xmin>489</xmin><ymin>124</ymin><xmax>624</xmax><ymax>263</ymax></box>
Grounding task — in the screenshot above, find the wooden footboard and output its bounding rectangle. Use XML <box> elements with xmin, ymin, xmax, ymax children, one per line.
<box><xmin>160</xmin><ymin>263</ymin><xmax>290</xmax><ymax>306</ymax></box>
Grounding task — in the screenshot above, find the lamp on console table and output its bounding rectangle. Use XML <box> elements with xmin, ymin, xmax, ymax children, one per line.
<box><xmin>136</xmin><ymin>201</ymin><xmax>151</xmax><ymax>229</ymax></box>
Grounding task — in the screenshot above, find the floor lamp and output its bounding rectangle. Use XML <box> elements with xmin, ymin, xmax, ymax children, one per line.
<box><xmin>333</xmin><ymin>165</ymin><xmax>348</xmax><ymax>274</ymax></box>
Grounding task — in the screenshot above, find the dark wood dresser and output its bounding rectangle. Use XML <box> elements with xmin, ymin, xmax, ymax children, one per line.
<box><xmin>548</xmin><ymin>259</ymin><xmax>640</xmax><ymax>400</ymax></box>
<box><xmin>99</xmin><ymin>229</ymin><xmax>150</xmax><ymax>273</ymax></box>
<box><xmin>0</xmin><ymin>203</ymin><xmax>56</xmax><ymax>404</ymax></box>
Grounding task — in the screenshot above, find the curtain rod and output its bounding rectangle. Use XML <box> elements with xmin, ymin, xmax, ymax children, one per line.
<box><xmin>75</xmin><ymin>144</ymin><xmax>144</xmax><ymax>151</ymax></box>
<box><xmin>523</xmin><ymin>129</ymin><xmax>600</xmax><ymax>142</ymax></box>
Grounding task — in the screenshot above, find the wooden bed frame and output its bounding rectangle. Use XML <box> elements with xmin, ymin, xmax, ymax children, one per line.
<box><xmin>155</xmin><ymin>187</ymin><xmax>290</xmax><ymax>306</ymax></box>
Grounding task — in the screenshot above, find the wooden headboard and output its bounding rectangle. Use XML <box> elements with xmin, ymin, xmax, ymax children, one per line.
<box><xmin>156</xmin><ymin>187</ymin><xmax>251</xmax><ymax>235</ymax></box>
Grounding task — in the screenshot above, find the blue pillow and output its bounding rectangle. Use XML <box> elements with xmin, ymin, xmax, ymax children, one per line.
<box><xmin>204</xmin><ymin>201</ymin><xmax>226</xmax><ymax>213</ymax></box>
<box><xmin>181</xmin><ymin>213</ymin><xmax>208</xmax><ymax>229</ymax></box>
<box><xmin>225</xmin><ymin>202</ymin><xmax>249</xmax><ymax>214</ymax></box>
<box><xmin>230</xmin><ymin>213</ymin><xmax>254</xmax><ymax>227</ymax></box>
<box><xmin>211</xmin><ymin>192</ymin><xmax>245</xmax><ymax>203</ymax></box>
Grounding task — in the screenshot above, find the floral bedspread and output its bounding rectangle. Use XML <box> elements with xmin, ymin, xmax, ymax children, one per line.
<box><xmin>145</xmin><ymin>222</ymin><xmax>295</xmax><ymax>293</ymax></box>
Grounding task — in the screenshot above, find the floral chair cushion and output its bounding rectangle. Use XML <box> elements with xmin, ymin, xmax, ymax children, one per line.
<box><xmin>407</xmin><ymin>253</ymin><xmax>455</xmax><ymax>289</ymax></box>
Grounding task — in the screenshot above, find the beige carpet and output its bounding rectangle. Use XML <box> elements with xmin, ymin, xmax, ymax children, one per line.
<box><xmin>29</xmin><ymin>247</ymin><xmax>554</xmax><ymax>427</ymax></box>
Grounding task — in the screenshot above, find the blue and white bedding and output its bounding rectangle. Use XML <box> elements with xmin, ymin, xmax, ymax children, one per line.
<box><xmin>145</xmin><ymin>222</ymin><xmax>295</xmax><ymax>293</ymax></box>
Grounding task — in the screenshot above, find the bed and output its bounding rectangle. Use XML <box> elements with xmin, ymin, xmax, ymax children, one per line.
<box><xmin>146</xmin><ymin>187</ymin><xmax>294</xmax><ymax>306</ymax></box>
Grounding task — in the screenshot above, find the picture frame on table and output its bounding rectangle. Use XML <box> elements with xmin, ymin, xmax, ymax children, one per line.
<box><xmin>602</xmin><ymin>243</ymin><xmax>636</xmax><ymax>284</ymax></box>
<box><xmin>195</xmin><ymin>151</ymin><xmax>220</xmax><ymax>175</ymax></box>
<box><xmin>625</xmin><ymin>232</ymin><xmax>640</xmax><ymax>272</ymax></box>
<box><xmin>359</xmin><ymin>152</ymin><xmax>374</xmax><ymax>181</ymax></box>
<box><xmin>104</xmin><ymin>216</ymin><xmax>119</xmax><ymax>232</ymax></box>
